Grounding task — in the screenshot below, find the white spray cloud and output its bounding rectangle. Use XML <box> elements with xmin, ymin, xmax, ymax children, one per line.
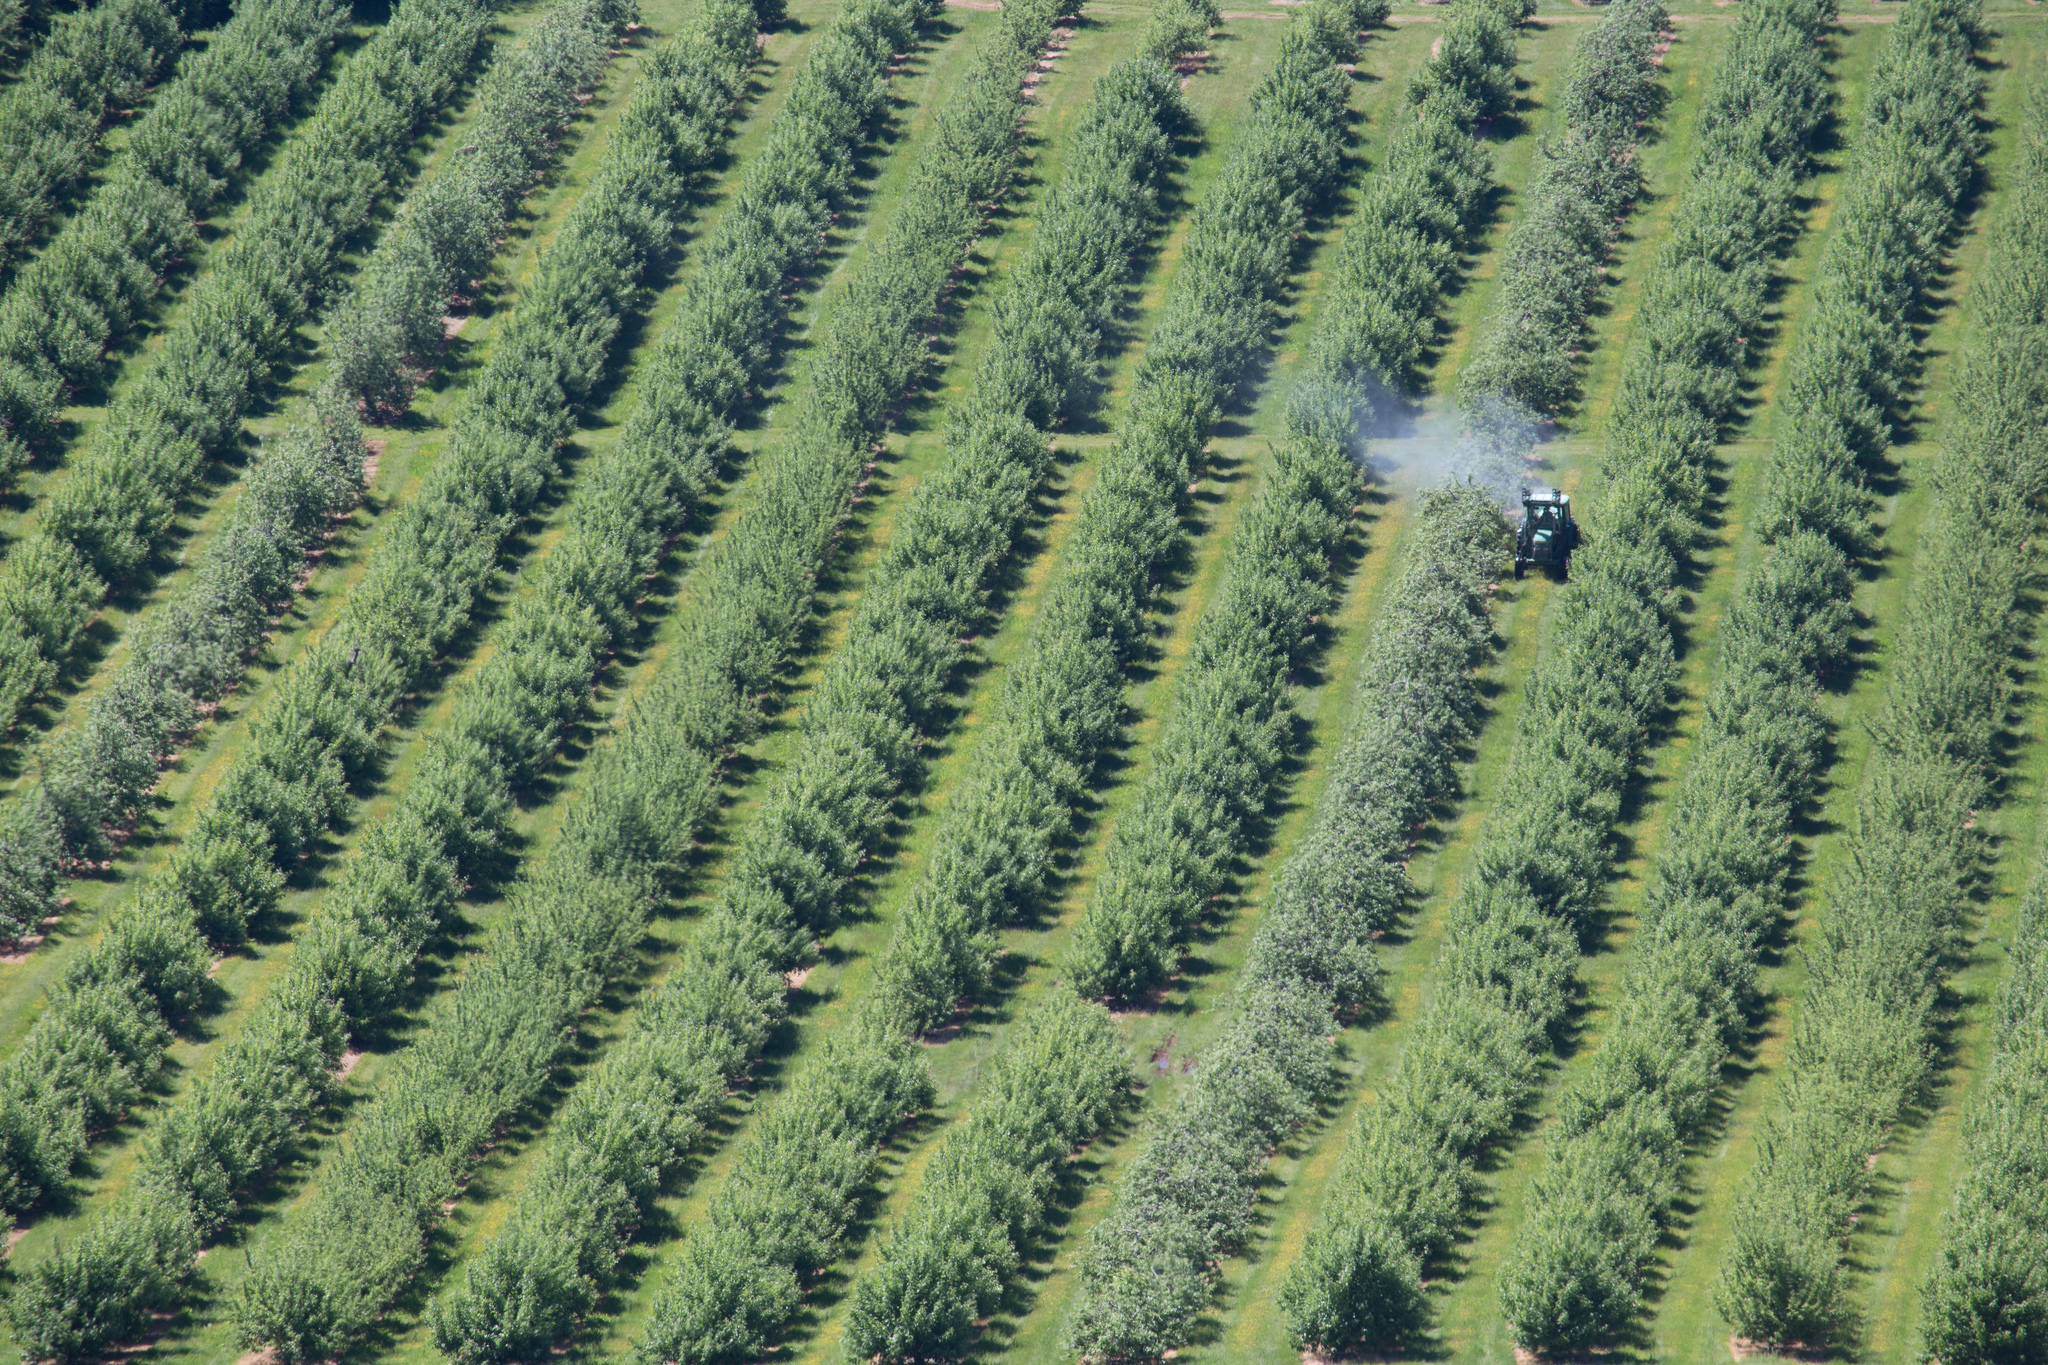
<box><xmin>1348</xmin><ymin>380</ymin><xmax>1551</xmax><ymax>506</ymax></box>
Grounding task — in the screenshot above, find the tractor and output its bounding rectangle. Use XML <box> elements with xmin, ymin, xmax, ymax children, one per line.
<box><xmin>1513</xmin><ymin>485</ymin><xmax>1578</xmax><ymax>580</ymax></box>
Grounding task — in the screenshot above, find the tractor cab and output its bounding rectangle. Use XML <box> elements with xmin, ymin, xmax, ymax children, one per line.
<box><xmin>1514</xmin><ymin>486</ymin><xmax>1578</xmax><ymax>580</ymax></box>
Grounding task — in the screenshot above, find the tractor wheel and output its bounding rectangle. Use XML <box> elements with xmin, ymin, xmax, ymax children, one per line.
<box><xmin>1513</xmin><ymin>560</ymin><xmax>1525</xmax><ymax>580</ymax></box>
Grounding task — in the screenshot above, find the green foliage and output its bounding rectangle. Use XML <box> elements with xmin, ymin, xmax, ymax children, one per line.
<box><xmin>1405</xmin><ymin>0</ymin><xmax>1528</xmax><ymax>122</ymax></box>
<box><xmin>0</xmin><ymin>1</ymin><xmax>764</xmax><ymax>1354</ymax></box>
<box><xmin>5</xmin><ymin>1185</ymin><xmax>199</xmax><ymax>1363</ymax></box>
<box><xmin>1060</xmin><ymin>0</ymin><xmax>1490</xmax><ymax>1012</ymax></box>
<box><xmin>0</xmin><ymin>0</ymin><xmax>347</xmax><ymax>478</ymax></box>
<box><xmin>1461</xmin><ymin>0</ymin><xmax>1665</xmax><ymax>422</ymax></box>
<box><xmin>327</xmin><ymin>0</ymin><xmax>635</xmax><ymax>414</ymax></box>
<box><xmin>1067</xmin><ymin>490</ymin><xmax>1503</xmax><ymax>1365</ymax></box>
<box><xmin>839</xmin><ymin>996</ymin><xmax>1128</xmax><ymax>1364</ymax></box>
<box><xmin>0</xmin><ymin>0</ymin><xmax>191</xmax><ymax>277</ymax></box>
<box><xmin>636</xmin><ymin>1018</ymin><xmax>934</xmax><ymax>1365</ymax></box>
<box><xmin>1922</xmin><ymin>291</ymin><xmax>2048</xmax><ymax>1355</ymax></box>
<box><xmin>1708</xmin><ymin>0</ymin><xmax>2010</xmax><ymax>1346</ymax></box>
<box><xmin>0</xmin><ymin>0</ymin><xmax>494</xmax><ymax>737</ymax></box>
<box><xmin>1921</xmin><ymin>836</ymin><xmax>2048</xmax><ymax>1365</ymax></box>
<box><xmin>236</xmin><ymin>0</ymin><xmax>1094</xmax><ymax>1356</ymax></box>
<box><xmin>869</xmin><ymin>0</ymin><xmax>1384</xmax><ymax>1041</ymax></box>
<box><xmin>635</xmin><ymin>4</ymin><xmax>1392</xmax><ymax>1360</ymax></box>
<box><xmin>1286</xmin><ymin>0</ymin><xmax>1846</xmax><ymax>1353</ymax></box>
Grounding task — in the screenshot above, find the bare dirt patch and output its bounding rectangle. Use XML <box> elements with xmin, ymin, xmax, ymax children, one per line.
<box><xmin>1</xmin><ymin>933</ymin><xmax>47</xmax><ymax>965</ymax></box>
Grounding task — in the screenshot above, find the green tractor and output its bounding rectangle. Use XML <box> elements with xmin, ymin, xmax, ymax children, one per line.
<box><xmin>1513</xmin><ymin>485</ymin><xmax>1578</xmax><ymax>580</ymax></box>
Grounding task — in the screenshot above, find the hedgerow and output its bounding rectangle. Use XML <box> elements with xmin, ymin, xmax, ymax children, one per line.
<box><xmin>865</xmin><ymin>0</ymin><xmax>1385</xmax><ymax>1041</ymax></box>
<box><xmin>609</xmin><ymin>6</ymin><xmax>1385</xmax><ymax>1361</ymax></box>
<box><xmin>428</xmin><ymin>5</ymin><xmax>1196</xmax><ymax>1358</ymax></box>
<box><xmin>325</xmin><ymin>0</ymin><xmax>643</xmax><ymax>414</ymax></box>
<box><xmin>0</xmin><ymin>0</ymin><xmax>346</xmax><ymax>484</ymax></box>
<box><xmin>1060</xmin><ymin>0</ymin><xmax>1526</xmax><ymax>1011</ymax></box>
<box><xmin>1916</xmin><ymin>86</ymin><xmax>2048</xmax><ymax>1365</ymax></box>
<box><xmin>623</xmin><ymin>4</ymin><xmax>1382</xmax><ymax>1360</ymax></box>
<box><xmin>1497</xmin><ymin>0</ymin><xmax>1987</xmax><ymax>1352</ymax></box>
<box><xmin>0</xmin><ymin>0</ymin><xmax>634</xmax><ymax>949</ymax></box>
<box><xmin>1054</xmin><ymin>491</ymin><xmax>1506</xmax><ymax>1364</ymax></box>
<box><xmin>1710</xmin><ymin>3</ymin><xmax>2033</xmax><ymax>1344</ymax></box>
<box><xmin>0</xmin><ymin>0</ymin><xmax>540</xmax><ymax>1229</ymax></box>
<box><xmin>1459</xmin><ymin>0</ymin><xmax>1664</xmax><ymax>421</ymax></box>
<box><xmin>0</xmin><ymin>0</ymin><xmax>501</xmax><ymax>736</ymax></box>
<box><xmin>1281</xmin><ymin>0</ymin><xmax>1840</xmax><ymax>1351</ymax></box>
<box><xmin>2</xmin><ymin>3</ymin><xmax>763</xmax><ymax>1352</ymax></box>
<box><xmin>427</xmin><ymin>5</ymin><xmax>1194</xmax><ymax>1358</ymax></box>
<box><xmin>844</xmin><ymin>993</ymin><xmax>1131</xmax><ymax>1362</ymax></box>
<box><xmin>1030</xmin><ymin>8</ymin><xmax>1542</xmax><ymax>1350</ymax></box>
<box><xmin>228</xmin><ymin>0</ymin><xmax>1083</xmax><ymax>1355</ymax></box>
<box><xmin>1924</xmin><ymin>841</ymin><xmax>2048</xmax><ymax>1364</ymax></box>
<box><xmin>0</xmin><ymin>396</ymin><xmax>366</xmax><ymax>945</ymax></box>
<box><xmin>0</xmin><ymin>0</ymin><xmax>190</xmax><ymax>275</ymax></box>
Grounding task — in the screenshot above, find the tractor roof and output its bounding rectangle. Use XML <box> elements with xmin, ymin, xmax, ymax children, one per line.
<box><xmin>1522</xmin><ymin>485</ymin><xmax>1567</xmax><ymax>505</ymax></box>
